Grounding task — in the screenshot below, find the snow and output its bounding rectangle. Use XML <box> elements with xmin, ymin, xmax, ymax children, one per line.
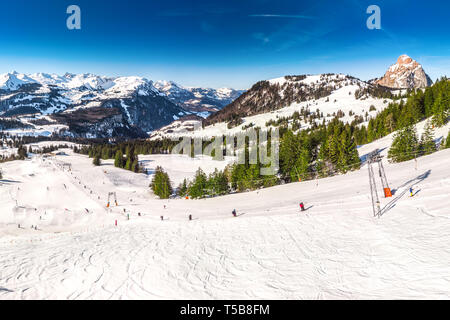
<box><xmin>139</xmin><ymin>154</ymin><xmax>235</xmax><ymax>186</ymax></box>
<box><xmin>151</xmin><ymin>76</ymin><xmax>388</xmax><ymax>141</ymax></box>
<box><xmin>0</xmin><ymin>72</ymin><xmax>36</xmax><ymax>90</ymax></box>
<box><xmin>1</xmin><ymin>123</ymin><xmax>450</xmax><ymax>298</ymax></box>
<box><xmin>2</xmin><ymin>123</ymin><xmax>69</xmax><ymax>138</ymax></box>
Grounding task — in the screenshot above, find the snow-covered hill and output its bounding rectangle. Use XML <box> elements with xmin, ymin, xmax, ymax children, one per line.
<box><xmin>151</xmin><ymin>73</ymin><xmax>394</xmax><ymax>140</ymax></box>
<box><xmin>1</xmin><ymin>124</ymin><xmax>450</xmax><ymax>298</ymax></box>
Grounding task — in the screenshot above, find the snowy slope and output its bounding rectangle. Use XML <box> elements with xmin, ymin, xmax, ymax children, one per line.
<box><xmin>151</xmin><ymin>74</ymin><xmax>391</xmax><ymax>140</ymax></box>
<box><xmin>1</xmin><ymin>123</ymin><xmax>450</xmax><ymax>298</ymax></box>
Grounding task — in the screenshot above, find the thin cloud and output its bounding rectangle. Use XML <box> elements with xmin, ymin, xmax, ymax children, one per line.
<box><xmin>249</xmin><ymin>14</ymin><xmax>314</xmax><ymax>19</ymax></box>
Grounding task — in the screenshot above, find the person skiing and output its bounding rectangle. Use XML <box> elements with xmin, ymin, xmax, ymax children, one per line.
<box><xmin>299</xmin><ymin>202</ymin><xmax>305</xmax><ymax>212</ymax></box>
<box><xmin>232</xmin><ymin>209</ymin><xmax>237</xmax><ymax>217</ymax></box>
<box><xmin>160</xmin><ymin>216</ymin><xmax>164</xmax><ymax>221</ymax></box>
<box><xmin>410</xmin><ymin>187</ymin><xmax>414</xmax><ymax>197</ymax></box>
<box><xmin>189</xmin><ymin>214</ymin><xmax>192</xmax><ymax>221</ymax></box>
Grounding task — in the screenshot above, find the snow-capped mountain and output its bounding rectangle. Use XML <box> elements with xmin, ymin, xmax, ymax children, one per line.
<box><xmin>0</xmin><ymin>72</ymin><xmax>190</xmax><ymax>138</ymax></box>
<box><xmin>374</xmin><ymin>55</ymin><xmax>433</xmax><ymax>89</ymax></box>
<box><xmin>154</xmin><ymin>80</ymin><xmax>245</xmax><ymax>117</ymax></box>
<box><xmin>151</xmin><ymin>73</ymin><xmax>396</xmax><ymax>140</ymax></box>
<box><xmin>204</xmin><ymin>73</ymin><xmax>387</xmax><ymax>126</ymax></box>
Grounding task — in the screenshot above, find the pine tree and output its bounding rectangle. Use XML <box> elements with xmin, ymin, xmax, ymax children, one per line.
<box><xmin>150</xmin><ymin>166</ymin><xmax>173</xmax><ymax>199</ymax></box>
<box><xmin>420</xmin><ymin>121</ymin><xmax>437</xmax><ymax>155</ymax></box>
<box><xmin>367</xmin><ymin>118</ymin><xmax>376</xmax><ymax>142</ymax></box>
<box><xmin>388</xmin><ymin>125</ymin><xmax>419</xmax><ymax>163</ymax></box>
<box><xmin>125</xmin><ymin>158</ymin><xmax>132</xmax><ymax>171</ymax></box>
<box><xmin>101</xmin><ymin>146</ymin><xmax>111</xmax><ymax>160</ymax></box>
<box><xmin>93</xmin><ymin>155</ymin><xmax>101</xmax><ymax>166</ymax></box>
<box><xmin>188</xmin><ymin>168</ymin><xmax>208</xmax><ymax>198</ymax></box>
<box><xmin>279</xmin><ymin>130</ymin><xmax>299</xmax><ymax>180</ymax></box>
<box><xmin>384</xmin><ymin>113</ymin><xmax>395</xmax><ymax>133</ymax></box>
<box><xmin>424</xmin><ymin>87</ymin><xmax>434</xmax><ymax>117</ymax></box>
<box><xmin>444</xmin><ymin>130</ymin><xmax>450</xmax><ymax>149</ymax></box>
<box><xmin>131</xmin><ymin>159</ymin><xmax>139</xmax><ymax>173</ymax></box>
<box><xmin>177</xmin><ymin>178</ymin><xmax>188</xmax><ymax>197</ymax></box>
<box><xmin>114</xmin><ymin>150</ymin><xmax>124</xmax><ymax>168</ymax></box>
<box><xmin>339</xmin><ymin>128</ymin><xmax>360</xmax><ymax>172</ymax></box>
<box><xmin>207</xmin><ymin>169</ymin><xmax>229</xmax><ymax>196</ymax></box>
<box><xmin>432</xmin><ymin>92</ymin><xmax>449</xmax><ymax>127</ymax></box>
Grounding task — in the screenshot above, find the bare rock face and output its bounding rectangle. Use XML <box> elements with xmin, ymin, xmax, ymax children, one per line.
<box><xmin>377</xmin><ymin>55</ymin><xmax>433</xmax><ymax>89</ymax></box>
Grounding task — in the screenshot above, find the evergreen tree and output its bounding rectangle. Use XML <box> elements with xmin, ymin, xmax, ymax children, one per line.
<box><xmin>444</xmin><ymin>130</ymin><xmax>450</xmax><ymax>149</ymax></box>
<box><xmin>338</xmin><ymin>128</ymin><xmax>360</xmax><ymax>172</ymax></box>
<box><xmin>388</xmin><ymin>125</ymin><xmax>419</xmax><ymax>163</ymax></box>
<box><xmin>101</xmin><ymin>146</ymin><xmax>111</xmax><ymax>160</ymax></box>
<box><xmin>188</xmin><ymin>168</ymin><xmax>208</xmax><ymax>198</ymax></box>
<box><xmin>150</xmin><ymin>166</ymin><xmax>173</xmax><ymax>199</ymax></box>
<box><xmin>114</xmin><ymin>150</ymin><xmax>124</xmax><ymax>168</ymax></box>
<box><xmin>131</xmin><ymin>159</ymin><xmax>139</xmax><ymax>173</ymax></box>
<box><xmin>424</xmin><ymin>87</ymin><xmax>434</xmax><ymax>117</ymax></box>
<box><xmin>93</xmin><ymin>155</ymin><xmax>101</xmax><ymax>166</ymax></box>
<box><xmin>432</xmin><ymin>92</ymin><xmax>449</xmax><ymax>127</ymax></box>
<box><xmin>207</xmin><ymin>169</ymin><xmax>229</xmax><ymax>196</ymax></box>
<box><xmin>420</xmin><ymin>121</ymin><xmax>437</xmax><ymax>155</ymax></box>
<box><xmin>177</xmin><ymin>178</ymin><xmax>188</xmax><ymax>197</ymax></box>
<box><xmin>125</xmin><ymin>158</ymin><xmax>132</xmax><ymax>171</ymax></box>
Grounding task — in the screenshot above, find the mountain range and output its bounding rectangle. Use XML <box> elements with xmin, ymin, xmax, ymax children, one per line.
<box><xmin>0</xmin><ymin>72</ymin><xmax>243</xmax><ymax>138</ymax></box>
<box><xmin>0</xmin><ymin>55</ymin><xmax>434</xmax><ymax>139</ymax></box>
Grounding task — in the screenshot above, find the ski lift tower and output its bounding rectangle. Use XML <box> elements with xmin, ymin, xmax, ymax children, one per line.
<box><xmin>107</xmin><ymin>192</ymin><xmax>118</xmax><ymax>208</ymax></box>
<box><xmin>367</xmin><ymin>149</ymin><xmax>392</xmax><ymax>218</ymax></box>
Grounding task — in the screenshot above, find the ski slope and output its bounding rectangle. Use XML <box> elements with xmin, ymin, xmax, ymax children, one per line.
<box><xmin>1</xmin><ymin>144</ymin><xmax>450</xmax><ymax>299</ymax></box>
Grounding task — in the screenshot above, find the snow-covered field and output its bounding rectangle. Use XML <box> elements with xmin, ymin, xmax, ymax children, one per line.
<box><xmin>139</xmin><ymin>154</ymin><xmax>235</xmax><ymax>186</ymax></box>
<box><xmin>1</xmin><ymin>138</ymin><xmax>450</xmax><ymax>299</ymax></box>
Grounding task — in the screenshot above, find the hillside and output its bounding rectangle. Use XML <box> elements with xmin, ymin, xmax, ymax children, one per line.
<box><xmin>1</xmin><ymin>124</ymin><xmax>450</xmax><ymax>298</ymax></box>
<box><xmin>150</xmin><ymin>73</ymin><xmax>396</xmax><ymax>140</ymax></box>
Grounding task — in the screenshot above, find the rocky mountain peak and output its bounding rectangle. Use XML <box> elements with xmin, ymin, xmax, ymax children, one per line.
<box><xmin>376</xmin><ymin>55</ymin><xmax>432</xmax><ymax>89</ymax></box>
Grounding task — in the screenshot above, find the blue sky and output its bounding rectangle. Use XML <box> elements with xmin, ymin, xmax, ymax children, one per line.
<box><xmin>1</xmin><ymin>0</ymin><xmax>449</xmax><ymax>89</ymax></box>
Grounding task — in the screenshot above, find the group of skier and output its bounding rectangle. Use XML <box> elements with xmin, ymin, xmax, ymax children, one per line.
<box><xmin>158</xmin><ymin>202</ymin><xmax>310</xmax><ymax>223</ymax></box>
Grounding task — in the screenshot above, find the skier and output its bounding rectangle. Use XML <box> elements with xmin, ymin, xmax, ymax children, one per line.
<box><xmin>232</xmin><ymin>209</ymin><xmax>237</xmax><ymax>217</ymax></box>
<box><xmin>189</xmin><ymin>214</ymin><xmax>192</xmax><ymax>221</ymax></box>
<box><xmin>299</xmin><ymin>202</ymin><xmax>305</xmax><ymax>212</ymax></box>
<box><xmin>410</xmin><ymin>187</ymin><xmax>414</xmax><ymax>197</ymax></box>
<box><xmin>160</xmin><ymin>216</ymin><xmax>164</xmax><ymax>221</ymax></box>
